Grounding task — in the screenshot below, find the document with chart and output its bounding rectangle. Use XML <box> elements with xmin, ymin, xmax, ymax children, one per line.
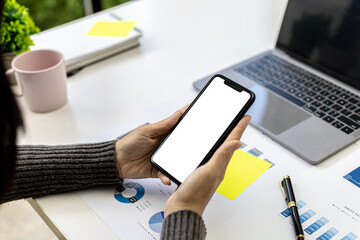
<box><xmin>78</xmin><ymin>93</ymin><xmax>313</xmax><ymax>239</ymax></box>
<box><xmin>78</xmin><ymin>179</ymin><xmax>176</xmax><ymax>239</ymax></box>
<box><xmin>210</xmin><ymin>146</ymin><xmax>360</xmax><ymax>240</ymax></box>
<box><xmin>78</xmin><ymin>123</ymin><xmax>312</xmax><ymax>239</ymax></box>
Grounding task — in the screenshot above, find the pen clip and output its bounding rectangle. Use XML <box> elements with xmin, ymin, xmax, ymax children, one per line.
<box><xmin>280</xmin><ymin>179</ymin><xmax>287</xmax><ymax>201</ymax></box>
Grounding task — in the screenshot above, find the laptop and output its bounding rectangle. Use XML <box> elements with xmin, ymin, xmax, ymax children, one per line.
<box><xmin>193</xmin><ymin>0</ymin><xmax>360</xmax><ymax>164</ymax></box>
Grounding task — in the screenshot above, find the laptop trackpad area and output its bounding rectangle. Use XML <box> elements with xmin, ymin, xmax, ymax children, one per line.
<box><xmin>247</xmin><ymin>85</ymin><xmax>311</xmax><ymax>135</ymax></box>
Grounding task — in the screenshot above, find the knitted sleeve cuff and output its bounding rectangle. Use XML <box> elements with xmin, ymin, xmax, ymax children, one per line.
<box><xmin>2</xmin><ymin>140</ymin><xmax>120</xmax><ymax>203</ymax></box>
<box><xmin>161</xmin><ymin>210</ymin><xmax>207</xmax><ymax>240</ymax></box>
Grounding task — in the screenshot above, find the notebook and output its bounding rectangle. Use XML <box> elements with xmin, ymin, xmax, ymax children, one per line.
<box><xmin>30</xmin><ymin>12</ymin><xmax>142</xmax><ymax>73</ymax></box>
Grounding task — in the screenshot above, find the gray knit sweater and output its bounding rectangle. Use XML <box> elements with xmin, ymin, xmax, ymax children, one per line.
<box><xmin>1</xmin><ymin>140</ymin><xmax>206</xmax><ymax>239</ymax></box>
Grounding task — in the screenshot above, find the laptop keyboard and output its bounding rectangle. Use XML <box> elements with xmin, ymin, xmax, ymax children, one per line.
<box><xmin>235</xmin><ymin>54</ymin><xmax>360</xmax><ymax>134</ymax></box>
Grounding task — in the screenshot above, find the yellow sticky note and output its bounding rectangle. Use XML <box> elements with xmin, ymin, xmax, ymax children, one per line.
<box><xmin>87</xmin><ymin>21</ymin><xmax>136</xmax><ymax>37</ymax></box>
<box><xmin>216</xmin><ymin>149</ymin><xmax>272</xmax><ymax>200</ymax></box>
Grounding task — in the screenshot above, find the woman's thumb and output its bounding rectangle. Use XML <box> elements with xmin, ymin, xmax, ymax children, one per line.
<box><xmin>145</xmin><ymin>110</ymin><xmax>182</xmax><ymax>138</ymax></box>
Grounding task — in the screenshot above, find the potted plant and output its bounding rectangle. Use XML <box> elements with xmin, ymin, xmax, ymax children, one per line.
<box><xmin>1</xmin><ymin>0</ymin><xmax>40</xmax><ymax>84</ymax></box>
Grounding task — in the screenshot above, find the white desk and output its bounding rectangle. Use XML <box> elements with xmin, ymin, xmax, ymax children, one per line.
<box><xmin>19</xmin><ymin>0</ymin><xmax>354</xmax><ymax>239</ymax></box>
<box><xmin>18</xmin><ymin>0</ymin><xmax>287</xmax><ymax>146</ymax></box>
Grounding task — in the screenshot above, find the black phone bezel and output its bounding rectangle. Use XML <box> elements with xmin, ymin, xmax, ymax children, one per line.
<box><xmin>150</xmin><ymin>74</ymin><xmax>256</xmax><ymax>185</ymax></box>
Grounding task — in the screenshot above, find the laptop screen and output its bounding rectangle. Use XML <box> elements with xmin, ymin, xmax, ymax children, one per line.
<box><xmin>276</xmin><ymin>0</ymin><xmax>360</xmax><ymax>90</ymax></box>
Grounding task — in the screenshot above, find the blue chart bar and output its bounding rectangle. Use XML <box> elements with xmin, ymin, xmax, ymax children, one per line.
<box><xmin>281</xmin><ymin>208</ymin><xmax>291</xmax><ymax>218</ymax></box>
<box><xmin>263</xmin><ymin>158</ymin><xmax>275</xmax><ymax>168</ymax></box>
<box><xmin>298</xmin><ymin>200</ymin><xmax>306</xmax><ymax>208</ymax></box>
<box><xmin>344</xmin><ymin>166</ymin><xmax>360</xmax><ymax>188</ymax></box>
<box><xmin>305</xmin><ymin>217</ymin><xmax>329</xmax><ymax>235</ymax></box>
<box><xmin>247</xmin><ymin>148</ymin><xmax>263</xmax><ymax>157</ymax></box>
<box><xmin>316</xmin><ymin>227</ymin><xmax>339</xmax><ymax>240</ymax></box>
<box><xmin>281</xmin><ymin>200</ymin><xmax>306</xmax><ymax>218</ymax></box>
<box><xmin>300</xmin><ymin>209</ymin><xmax>316</xmax><ymax>223</ymax></box>
<box><xmin>341</xmin><ymin>232</ymin><xmax>358</xmax><ymax>240</ymax></box>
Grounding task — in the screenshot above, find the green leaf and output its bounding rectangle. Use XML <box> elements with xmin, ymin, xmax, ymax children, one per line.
<box><xmin>1</xmin><ymin>0</ymin><xmax>40</xmax><ymax>54</ymax></box>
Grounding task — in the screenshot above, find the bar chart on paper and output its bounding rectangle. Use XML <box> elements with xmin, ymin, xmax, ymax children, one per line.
<box><xmin>279</xmin><ymin>200</ymin><xmax>359</xmax><ymax>240</ymax></box>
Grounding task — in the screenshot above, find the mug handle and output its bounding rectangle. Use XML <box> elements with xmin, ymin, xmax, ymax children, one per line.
<box><xmin>6</xmin><ymin>68</ymin><xmax>23</xmax><ymax>97</ymax></box>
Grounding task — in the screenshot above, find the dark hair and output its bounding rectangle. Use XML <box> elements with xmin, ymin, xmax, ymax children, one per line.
<box><xmin>0</xmin><ymin>0</ymin><xmax>23</xmax><ymax>199</ymax></box>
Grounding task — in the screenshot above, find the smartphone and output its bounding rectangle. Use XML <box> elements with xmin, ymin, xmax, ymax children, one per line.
<box><xmin>151</xmin><ymin>74</ymin><xmax>255</xmax><ymax>185</ymax></box>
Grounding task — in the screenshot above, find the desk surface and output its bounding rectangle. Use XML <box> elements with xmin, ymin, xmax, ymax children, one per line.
<box><xmin>16</xmin><ymin>0</ymin><xmax>322</xmax><ymax>239</ymax></box>
<box><xmin>18</xmin><ymin>0</ymin><xmax>287</xmax><ymax>146</ymax></box>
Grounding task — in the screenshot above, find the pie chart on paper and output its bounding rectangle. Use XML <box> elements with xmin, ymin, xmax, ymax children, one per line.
<box><xmin>114</xmin><ymin>182</ymin><xmax>145</xmax><ymax>203</ymax></box>
<box><xmin>149</xmin><ymin>211</ymin><xmax>165</xmax><ymax>233</ymax></box>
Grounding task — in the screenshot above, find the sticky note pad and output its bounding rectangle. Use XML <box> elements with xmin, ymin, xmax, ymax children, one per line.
<box><xmin>87</xmin><ymin>21</ymin><xmax>136</xmax><ymax>37</ymax></box>
<box><xmin>216</xmin><ymin>149</ymin><xmax>272</xmax><ymax>200</ymax></box>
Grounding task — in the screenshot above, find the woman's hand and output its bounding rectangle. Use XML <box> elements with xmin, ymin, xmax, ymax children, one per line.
<box><xmin>115</xmin><ymin>106</ymin><xmax>188</xmax><ymax>185</ymax></box>
<box><xmin>164</xmin><ymin>115</ymin><xmax>251</xmax><ymax>217</ymax></box>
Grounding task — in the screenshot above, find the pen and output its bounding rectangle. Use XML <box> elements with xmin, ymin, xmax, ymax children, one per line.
<box><xmin>280</xmin><ymin>175</ymin><xmax>305</xmax><ymax>240</ymax></box>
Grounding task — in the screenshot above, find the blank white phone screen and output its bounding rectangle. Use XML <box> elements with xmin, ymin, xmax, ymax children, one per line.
<box><xmin>152</xmin><ymin>77</ymin><xmax>251</xmax><ymax>183</ymax></box>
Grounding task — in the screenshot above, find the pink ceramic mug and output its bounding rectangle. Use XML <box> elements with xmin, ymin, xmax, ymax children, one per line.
<box><xmin>6</xmin><ymin>49</ymin><xmax>67</xmax><ymax>113</ymax></box>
